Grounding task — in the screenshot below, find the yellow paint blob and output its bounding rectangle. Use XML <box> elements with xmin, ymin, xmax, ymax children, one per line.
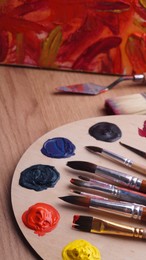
<box><xmin>62</xmin><ymin>239</ymin><xmax>101</xmax><ymax>260</ymax></box>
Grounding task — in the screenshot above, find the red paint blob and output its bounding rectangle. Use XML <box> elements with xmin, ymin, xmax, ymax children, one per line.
<box><xmin>22</xmin><ymin>203</ymin><xmax>60</xmax><ymax>236</ymax></box>
<box><xmin>138</xmin><ymin>121</ymin><xmax>146</xmax><ymax>137</ymax></box>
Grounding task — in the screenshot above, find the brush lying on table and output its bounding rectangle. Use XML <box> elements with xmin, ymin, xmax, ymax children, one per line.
<box><xmin>56</xmin><ymin>73</ymin><xmax>146</xmax><ymax>95</ymax></box>
<box><xmin>105</xmin><ymin>93</ymin><xmax>146</xmax><ymax>115</ymax></box>
<box><xmin>86</xmin><ymin>146</ymin><xmax>146</xmax><ymax>175</ymax></box>
<box><xmin>70</xmin><ymin>176</ymin><xmax>146</xmax><ymax>205</ymax></box>
<box><xmin>59</xmin><ymin>195</ymin><xmax>146</xmax><ymax>222</ymax></box>
<box><xmin>73</xmin><ymin>215</ymin><xmax>146</xmax><ymax>239</ymax></box>
<box><xmin>67</xmin><ymin>161</ymin><xmax>146</xmax><ymax>193</ymax></box>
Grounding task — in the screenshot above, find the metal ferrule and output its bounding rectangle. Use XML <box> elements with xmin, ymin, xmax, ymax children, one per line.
<box><xmin>124</xmin><ymin>158</ymin><xmax>133</xmax><ymax>167</ymax></box>
<box><xmin>115</xmin><ymin>189</ymin><xmax>146</xmax><ymax>205</ymax></box>
<box><xmin>91</xmin><ymin>218</ymin><xmax>144</xmax><ymax>239</ymax></box>
<box><xmin>85</xmin><ymin>181</ymin><xmax>114</xmax><ymax>195</ymax></box>
<box><xmin>103</xmin><ymin>149</ymin><xmax>133</xmax><ymax>166</ymax></box>
<box><xmin>128</xmin><ymin>176</ymin><xmax>141</xmax><ymax>190</ymax></box>
<box><xmin>133</xmin><ymin>228</ymin><xmax>144</xmax><ymax>239</ymax></box>
<box><xmin>112</xmin><ymin>187</ymin><xmax>120</xmax><ymax>197</ymax></box>
<box><xmin>95</xmin><ymin>166</ymin><xmax>142</xmax><ymax>190</ymax></box>
<box><xmin>87</xmin><ymin>180</ymin><xmax>146</xmax><ymax>205</ymax></box>
<box><xmin>133</xmin><ymin>74</ymin><xmax>145</xmax><ymax>81</ymax></box>
<box><xmin>90</xmin><ymin>198</ymin><xmax>143</xmax><ymax>220</ymax></box>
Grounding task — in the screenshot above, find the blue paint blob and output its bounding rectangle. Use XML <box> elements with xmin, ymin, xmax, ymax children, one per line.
<box><xmin>41</xmin><ymin>137</ymin><xmax>76</xmax><ymax>158</ymax></box>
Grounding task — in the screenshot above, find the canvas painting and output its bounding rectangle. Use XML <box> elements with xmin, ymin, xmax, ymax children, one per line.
<box><xmin>0</xmin><ymin>0</ymin><xmax>146</xmax><ymax>75</ymax></box>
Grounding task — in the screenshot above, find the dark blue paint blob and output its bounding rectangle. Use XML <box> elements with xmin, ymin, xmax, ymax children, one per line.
<box><xmin>89</xmin><ymin>122</ymin><xmax>122</xmax><ymax>142</ymax></box>
<box><xmin>19</xmin><ymin>164</ymin><xmax>60</xmax><ymax>191</ymax></box>
<box><xmin>41</xmin><ymin>137</ymin><xmax>76</xmax><ymax>158</ymax></box>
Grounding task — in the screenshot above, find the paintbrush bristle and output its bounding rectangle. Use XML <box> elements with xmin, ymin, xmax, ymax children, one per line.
<box><xmin>71</xmin><ymin>190</ymin><xmax>81</xmax><ymax>195</ymax></box>
<box><xmin>73</xmin><ymin>215</ymin><xmax>93</xmax><ymax>225</ymax></box>
<box><xmin>70</xmin><ymin>178</ymin><xmax>83</xmax><ymax>186</ymax></box>
<box><xmin>70</xmin><ymin>178</ymin><xmax>91</xmax><ymax>188</ymax></box>
<box><xmin>72</xmin><ymin>215</ymin><xmax>93</xmax><ymax>232</ymax></box>
<box><xmin>59</xmin><ymin>195</ymin><xmax>90</xmax><ymax>207</ymax></box>
<box><xmin>86</xmin><ymin>146</ymin><xmax>103</xmax><ymax>153</ymax></box>
<box><xmin>78</xmin><ymin>176</ymin><xmax>90</xmax><ymax>181</ymax></box>
<box><xmin>72</xmin><ymin>225</ymin><xmax>89</xmax><ymax>231</ymax></box>
<box><xmin>119</xmin><ymin>141</ymin><xmax>146</xmax><ymax>158</ymax></box>
<box><xmin>72</xmin><ymin>215</ymin><xmax>103</xmax><ymax>233</ymax></box>
<box><xmin>67</xmin><ymin>160</ymin><xmax>97</xmax><ymax>173</ymax></box>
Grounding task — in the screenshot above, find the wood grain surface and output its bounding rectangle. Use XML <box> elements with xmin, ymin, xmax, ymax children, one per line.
<box><xmin>0</xmin><ymin>65</ymin><xmax>145</xmax><ymax>260</ymax></box>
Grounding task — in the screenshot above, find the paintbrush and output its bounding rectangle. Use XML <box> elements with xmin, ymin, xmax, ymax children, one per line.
<box><xmin>105</xmin><ymin>93</ymin><xmax>146</xmax><ymax>115</ymax></box>
<box><xmin>56</xmin><ymin>73</ymin><xmax>146</xmax><ymax>95</ymax></box>
<box><xmin>59</xmin><ymin>195</ymin><xmax>146</xmax><ymax>221</ymax></box>
<box><xmin>119</xmin><ymin>141</ymin><xmax>146</xmax><ymax>159</ymax></box>
<box><xmin>86</xmin><ymin>146</ymin><xmax>146</xmax><ymax>175</ymax></box>
<box><xmin>73</xmin><ymin>215</ymin><xmax>146</xmax><ymax>239</ymax></box>
<box><xmin>71</xmin><ymin>190</ymin><xmax>110</xmax><ymax>200</ymax></box>
<box><xmin>70</xmin><ymin>177</ymin><xmax>146</xmax><ymax>205</ymax></box>
<box><xmin>67</xmin><ymin>161</ymin><xmax>146</xmax><ymax>193</ymax></box>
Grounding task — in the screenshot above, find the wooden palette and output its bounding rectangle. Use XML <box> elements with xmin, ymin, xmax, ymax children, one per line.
<box><xmin>11</xmin><ymin>115</ymin><xmax>146</xmax><ymax>260</ymax></box>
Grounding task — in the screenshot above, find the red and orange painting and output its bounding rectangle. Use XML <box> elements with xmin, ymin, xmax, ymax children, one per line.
<box><xmin>0</xmin><ymin>0</ymin><xmax>146</xmax><ymax>75</ymax></box>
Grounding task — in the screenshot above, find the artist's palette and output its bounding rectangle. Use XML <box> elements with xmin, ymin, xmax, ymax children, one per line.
<box><xmin>11</xmin><ymin>115</ymin><xmax>146</xmax><ymax>260</ymax></box>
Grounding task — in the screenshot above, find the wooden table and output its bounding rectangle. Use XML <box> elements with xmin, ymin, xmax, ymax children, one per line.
<box><xmin>0</xmin><ymin>65</ymin><xmax>145</xmax><ymax>259</ymax></box>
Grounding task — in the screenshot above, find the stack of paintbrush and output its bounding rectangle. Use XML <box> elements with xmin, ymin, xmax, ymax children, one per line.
<box><xmin>59</xmin><ymin>144</ymin><xmax>146</xmax><ymax>239</ymax></box>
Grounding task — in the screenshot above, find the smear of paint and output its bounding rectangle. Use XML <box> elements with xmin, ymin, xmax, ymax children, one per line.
<box><xmin>57</xmin><ymin>82</ymin><xmax>104</xmax><ymax>95</ymax></box>
<box><xmin>0</xmin><ymin>14</ymin><xmax>45</xmax><ymax>34</ymax></box>
<box><xmin>41</xmin><ymin>137</ymin><xmax>76</xmax><ymax>158</ymax></box>
<box><xmin>89</xmin><ymin>122</ymin><xmax>122</xmax><ymax>142</ymax></box>
<box><xmin>72</xmin><ymin>36</ymin><xmax>122</xmax><ymax>71</ymax></box>
<box><xmin>0</xmin><ymin>31</ymin><xmax>9</xmax><ymax>62</ymax></box>
<box><xmin>138</xmin><ymin>120</ymin><xmax>146</xmax><ymax>137</ymax></box>
<box><xmin>62</xmin><ymin>239</ymin><xmax>101</xmax><ymax>260</ymax></box>
<box><xmin>22</xmin><ymin>203</ymin><xmax>60</xmax><ymax>236</ymax></box>
<box><xmin>19</xmin><ymin>164</ymin><xmax>60</xmax><ymax>191</ymax></box>
<box><xmin>92</xmin><ymin>1</ymin><xmax>130</xmax><ymax>12</ymax></box>
<box><xmin>126</xmin><ymin>33</ymin><xmax>146</xmax><ymax>73</ymax></box>
<box><xmin>1</xmin><ymin>1</ymin><xmax>146</xmax><ymax>74</ymax></box>
<box><xmin>39</xmin><ymin>26</ymin><xmax>62</xmax><ymax>67</ymax></box>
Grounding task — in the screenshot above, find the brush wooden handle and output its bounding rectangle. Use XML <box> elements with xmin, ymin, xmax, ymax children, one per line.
<box><xmin>141</xmin><ymin>207</ymin><xmax>146</xmax><ymax>222</ymax></box>
<box><xmin>132</xmin><ymin>163</ymin><xmax>146</xmax><ymax>175</ymax></box>
<box><xmin>140</xmin><ymin>180</ymin><xmax>146</xmax><ymax>193</ymax></box>
<box><xmin>142</xmin><ymin>229</ymin><xmax>146</xmax><ymax>239</ymax></box>
<box><xmin>143</xmin><ymin>72</ymin><xmax>146</xmax><ymax>83</ymax></box>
